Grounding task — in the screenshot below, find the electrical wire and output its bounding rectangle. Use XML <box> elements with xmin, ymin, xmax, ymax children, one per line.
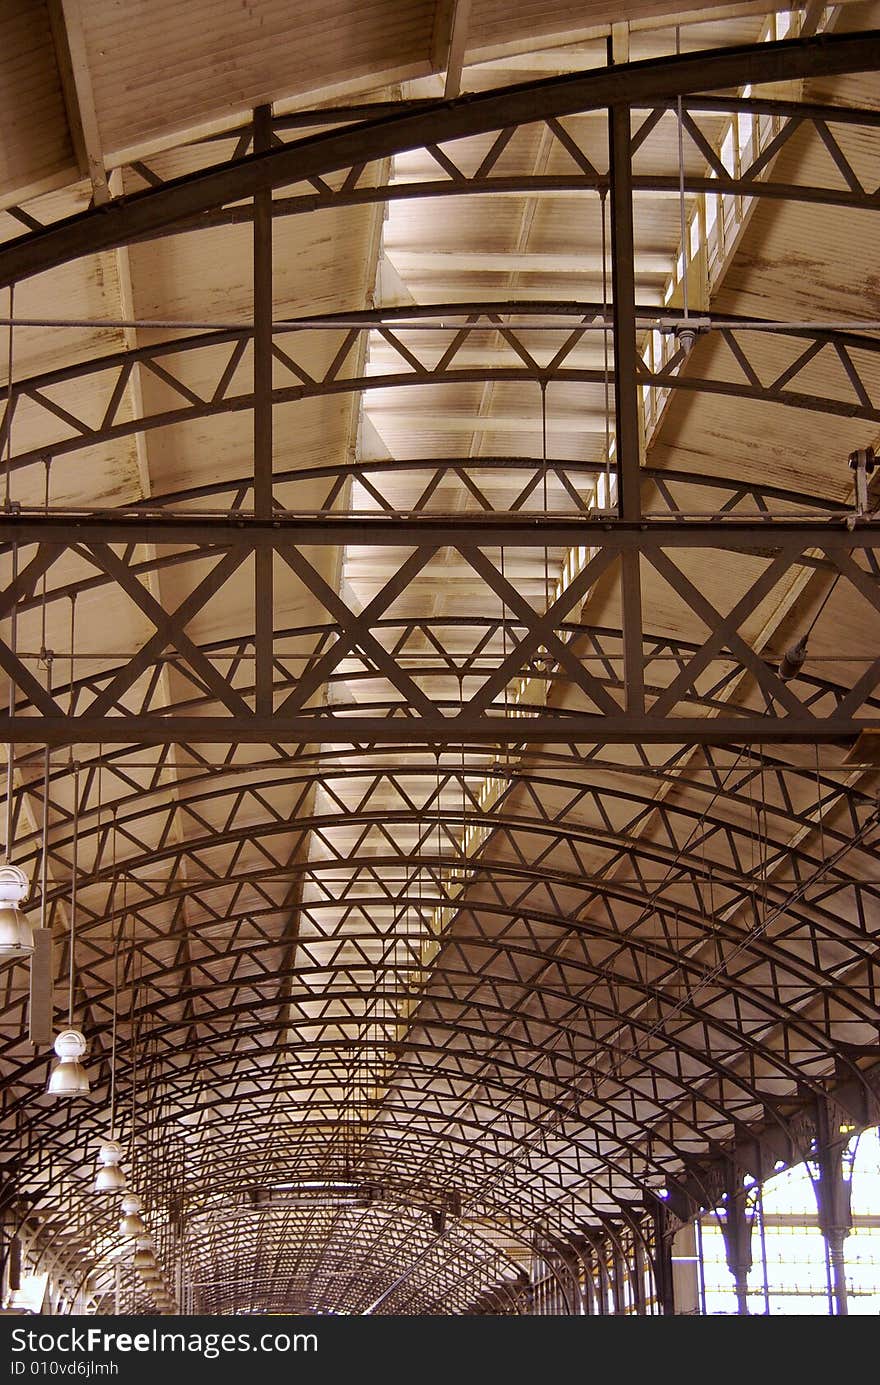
<box><xmin>3</xmin><ymin>283</ymin><xmax>13</xmax><ymax>511</ymax></box>
<box><xmin>5</xmin><ymin>541</ymin><xmax>17</xmax><ymax>863</ymax></box>
<box><xmin>40</xmin><ymin>747</ymin><xmax>49</xmax><ymax>938</ymax></box>
<box><xmin>676</xmin><ymin>26</ymin><xmax>689</xmax><ymax>322</ymax></box>
<box><xmin>67</xmin><ymin>762</ymin><xmax>79</xmax><ymax>1030</ymax></box>
<box><xmin>600</xmin><ymin>191</ymin><xmax>612</xmax><ymax>500</ymax></box>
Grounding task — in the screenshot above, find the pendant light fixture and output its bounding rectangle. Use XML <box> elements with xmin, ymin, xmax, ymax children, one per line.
<box><xmin>47</xmin><ymin>1026</ymin><xmax>90</xmax><ymax>1095</ymax></box>
<box><xmin>0</xmin><ymin>863</ymin><xmax>32</xmax><ymax>958</ymax></box>
<box><xmin>133</xmin><ymin>1237</ymin><xmax>158</xmax><ymax>1273</ymax></box>
<box><xmin>47</xmin><ymin>760</ymin><xmax>90</xmax><ymax>1097</ymax></box>
<box><xmin>95</xmin><ymin>1139</ymin><xmax>126</xmax><ymax>1193</ymax></box>
<box><xmin>120</xmin><ymin>1192</ymin><xmax>146</xmax><ymax>1238</ymax></box>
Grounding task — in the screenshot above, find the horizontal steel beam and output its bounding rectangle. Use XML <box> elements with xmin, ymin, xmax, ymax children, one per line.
<box><xmin>3</xmin><ymin>305</ymin><xmax>877</xmax><ymax>478</ymax></box>
<box><xmin>0</xmin><ymin>32</ymin><xmax>877</xmax><ymax>287</ymax></box>
<box><xmin>0</xmin><ymin>714</ymin><xmax>872</xmax><ymax>744</ymax></box>
<box><xmin>0</xmin><ymin>517</ymin><xmax>876</xmax><ymax>744</ymax></box>
<box><xmin>0</xmin><ymin>458</ymin><xmax>849</xmax><ymax>532</ymax></box>
<box><xmin>0</xmin><ymin>515</ymin><xmax>877</xmax><ymax>547</ymax></box>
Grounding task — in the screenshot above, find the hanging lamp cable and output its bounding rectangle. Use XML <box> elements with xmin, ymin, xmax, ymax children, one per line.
<box><xmin>0</xmin><ymin>299</ymin><xmax>17</xmax><ymax>880</ymax></box>
<box><xmin>5</xmin><ymin>541</ymin><xmax>17</xmax><ymax>863</ymax></box>
<box><xmin>436</xmin><ymin>751</ymin><xmax>442</xmax><ymax>885</ymax></box>
<box><xmin>40</xmin><ymin>747</ymin><xmax>50</xmax><ymax>937</ymax></box>
<box><xmin>541</xmin><ymin>381</ymin><xmax>550</xmax><ymax>611</ymax></box>
<box><xmin>110</xmin><ymin>803</ymin><xmax>120</xmax><ymax>1143</ymax></box>
<box><xmin>806</xmin><ymin>572</ymin><xmax>841</xmax><ymax>639</ymax></box>
<box><xmin>779</xmin><ymin>572</ymin><xmax>842</xmax><ymax>679</ymax></box>
<box><xmin>678</xmin><ymin>98</ymin><xmax>689</xmax><ymax>322</ymax></box>
<box><xmin>676</xmin><ymin>28</ymin><xmax>689</xmax><ymax>323</ymax></box>
<box><xmin>113</xmin><ymin>996</ymin><xmax>124</xmax><ymax>1147</ymax></box>
<box><xmin>129</xmin><ymin>897</ymin><xmax>138</xmax><ymax>1173</ymax></box>
<box><xmin>68</xmin><ymin>594</ymin><xmax>76</xmax><ymax>717</ymax></box>
<box><xmin>68</xmin><ymin>761</ymin><xmax>79</xmax><ymax>1030</ymax></box>
<box><xmin>40</xmin><ymin>456</ymin><xmax>52</xmax><ymax>662</ymax></box>
<box><xmin>600</xmin><ymin>190</ymin><xmax>611</xmax><ymax>503</ymax></box>
<box><xmin>3</xmin><ymin>282</ymin><xmax>13</xmax><ymax>511</ymax></box>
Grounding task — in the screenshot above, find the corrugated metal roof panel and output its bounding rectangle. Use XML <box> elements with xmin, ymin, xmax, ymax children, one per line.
<box><xmin>469</xmin><ymin>0</ymin><xmax>771</xmax><ymax>53</ymax></box>
<box><xmin>0</xmin><ymin>0</ymin><xmax>73</xmax><ymax>204</ymax></box>
<box><xmin>82</xmin><ymin>0</ymin><xmax>437</xmax><ymax>158</ymax></box>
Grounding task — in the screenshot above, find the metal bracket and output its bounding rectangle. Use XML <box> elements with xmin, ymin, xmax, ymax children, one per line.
<box><xmin>849</xmin><ymin>445</ymin><xmax>876</xmax><ymax>517</ymax></box>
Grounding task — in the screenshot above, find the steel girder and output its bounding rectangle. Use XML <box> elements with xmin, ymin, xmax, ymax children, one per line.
<box><xmin>0</xmin><ymin>516</ymin><xmax>877</xmax><ymax>743</ymax></box>
<box><xmin>38</xmin><ymin>92</ymin><xmax>879</xmax><ymax>241</ymax></box>
<box><xmin>0</xmin><ymin>458</ymin><xmax>853</xmax><ymax>523</ymax></box>
<box><xmin>2</xmin><ymin>307</ymin><xmax>880</xmax><ymax>477</ymax></box>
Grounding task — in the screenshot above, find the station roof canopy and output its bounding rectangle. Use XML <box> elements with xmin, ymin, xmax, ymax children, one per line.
<box><xmin>0</xmin><ymin>0</ymin><xmax>878</xmax><ymax>1316</ymax></box>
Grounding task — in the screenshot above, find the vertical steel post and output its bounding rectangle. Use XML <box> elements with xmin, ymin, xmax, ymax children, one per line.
<box><xmin>714</xmin><ymin>1160</ymin><xmax>756</xmax><ymax>1314</ymax></box>
<box><xmin>611</xmin><ymin>1240</ymin><xmax>626</xmax><ymax>1313</ymax></box>
<box><xmin>812</xmin><ymin>1097</ymin><xmax>853</xmax><ymax>1316</ymax></box>
<box><xmin>757</xmin><ymin>1183</ymin><xmax>771</xmax><ymax>1315</ymax></box>
<box><xmin>253</xmin><ymin>105</ymin><xmax>274</xmax><ymax>715</ymax></box>
<box><xmin>651</xmin><ymin>1200</ymin><xmax>676</xmax><ymax>1315</ymax></box>
<box><xmin>631</xmin><ymin>1232</ymin><xmax>645</xmax><ymax>1315</ymax></box>
<box><xmin>608</xmin><ymin>103</ymin><xmax>641</xmax><ymax>522</ymax></box>
<box><xmin>608</xmin><ymin>92</ymin><xmax>645</xmax><ymax>714</ymax></box>
<box><xmin>695</xmin><ymin>1209</ymin><xmax>708</xmax><ymax>1315</ymax></box>
<box><xmin>594</xmin><ymin>1232</ymin><xmax>610</xmax><ymax>1313</ymax></box>
<box><xmin>719</xmin><ymin>1185</ymin><xmax>754</xmax><ymax>1315</ymax></box>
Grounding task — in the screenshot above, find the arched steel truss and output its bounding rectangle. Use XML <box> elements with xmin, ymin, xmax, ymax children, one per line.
<box><xmin>2</xmin><ymin>306</ymin><xmax>880</xmax><ymax>476</ymax></box>
<box><xmin>1</xmin><ymin>30</ymin><xmax>879</xmax><ymax>1316</ymax></box>
<box><xmin>0</xmin><ymin>30</ymin><xmax>878</xmax><ymax>281</ymax></box>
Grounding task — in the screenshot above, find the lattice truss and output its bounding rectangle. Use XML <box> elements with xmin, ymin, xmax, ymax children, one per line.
<box><xmin>0</xmin><ymin>10</ymin><xmax>878</xmax><ymax>1316</ymax></box>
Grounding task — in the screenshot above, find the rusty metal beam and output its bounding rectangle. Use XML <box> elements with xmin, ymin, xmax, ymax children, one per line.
<box><xmin>0</xmin><ymin>714</ymin><xmax>871</xmax><ymax>744</ymax></box>
<box><xmin>0</xmin><ymin>515</ymin><xmax>877</xmax><ymax>547</ymax></box>
<box><xmin>608</xmin><ymin>99</ymin><xmax>647</xmax><ymax>718</ymax></box>
<box><xmin>253</xmin><ymin>106</ymin><xmax>274</xmax><ymax>715</ymax></box>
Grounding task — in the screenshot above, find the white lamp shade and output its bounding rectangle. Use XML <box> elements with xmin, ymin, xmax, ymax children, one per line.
<box><xmin>98</xmin><ymin>1139</ymin><xmax>123</xmax><ymax>1165</ymax></box>
<box><xmin>0</xmin><ymin>905</ymin><xmax>33</xmax><ymax>957</ymax></box>
<box><xmin>133</xmin><ymin>1247</ymin><xmax>158</xmax><ymax>1271</ymax></box>
<box><xmin>121</xmin><ymin>1192</ymin><xmax>142</xmax><ymax>1214</ymax></box>
<box><xmin>120</xmin><ymin>1212</ymin><xmax>146</xmax><ymax>1237</ymax></box>
<box><xmin>95</xmin><ymin>1163</ymin><xmax>126</xmax><ymax>1193</ymax></box>
<box><xmin>47</xmin><ymin>1057</ymin><xmax>90</xmax><ymax>1096</ymax></box>
<box><xmin>47</xmin><ymin>1029</ymin><xmax>90</xmax><ymax>1095</ymax></box>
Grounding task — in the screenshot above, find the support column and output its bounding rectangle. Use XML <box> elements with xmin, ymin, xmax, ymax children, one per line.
<box><xmin>610</xmin><ymin>1240</ymin><xmax>626</xmax><ymax>1314</ymax></box>
<box><xmin>582</xmin><ymin>1251</ymin><xmax>595</xmax><ymax>1315</ymax></box>
<box><xmin>718</xmin><ymin>1180</ymin><xmax>755</xmax><ymax>1315</ymax></box>
<box><xmin>592</xmin><ymin>1233</ymin><xmax>610</xmax><ymax>1314</ymax></box>
<box><xmin>560</xmin><ymin>1247</ymin><xmax>585</xmax><ymax>1315</ymax></box>
<box><xmin>253</xmin><ymin>104</ymin><xmax>274</xmax><ymax>715</ymax></box>
<box><xmin>608</xmin><ymin>98</ymin><xmax>640</xmax><ymax>519</ymax></box>
<box><xmin>630</xmin><ymin>1233</ymin><xmax>645</xmax><ymax>1315</ymax></box>
<box><xmin>671</xmin><ymin>1219</ymin><xmax>701</xmax><ymax>1315</ymax></box>
<box><xmin>608</xmin><ymin>89</ymin><xmax>645</xmax><ymax>716</ymax></box>
<box><xmin>812</xmin><ymin>1097</ymin><xmax>855</xmax><ymax>1316</ymax></box>
<box><xmin>572</xmin><ymin>1238</ymin><xmax>596</xmax><ymax>1315</ymax></box>
<box><xmin>650</xmin><ymin>1200</ymin><xmax>677</xmax><ymax>1316</ymax></box>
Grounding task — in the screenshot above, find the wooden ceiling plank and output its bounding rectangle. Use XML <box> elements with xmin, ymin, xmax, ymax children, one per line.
<box><xmin>47</xmin><ymin>0</ymin><xmax>110</xmax><ymax>205</ymax></box>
